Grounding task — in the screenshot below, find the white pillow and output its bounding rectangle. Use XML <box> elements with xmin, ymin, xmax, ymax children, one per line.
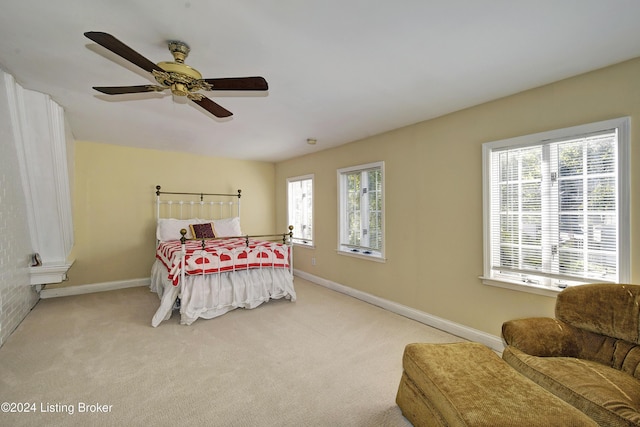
<box><xmin>213</xmin><ymin>217</ymin><xmax>243</xmax><ymax>237</ymax></box>
<box><xmin>156</xmin><ymin>218</ymin><xmax>207</xmax><ymax>241</ymax></box>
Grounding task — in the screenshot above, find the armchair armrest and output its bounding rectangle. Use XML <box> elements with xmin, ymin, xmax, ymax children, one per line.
<box><xmin>502</xmin><ymin>317</ymin><xmax>581</xmax><ymax>357</ymax></box>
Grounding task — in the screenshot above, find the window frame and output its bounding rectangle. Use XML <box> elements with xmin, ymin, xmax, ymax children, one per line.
<box><xmin>337</xmin><ymin>161</ymin><xmax>385</xmax><ymax>261</ymax></box>
<box><xmin>286</xmin><ymin>174</ymin><xmax>314</xmax><ymax>247</ymax></box>
<box><xmin>481</xmin><ymin>117</ymin><xmax>630</xmax><ymax>297</ymax></box>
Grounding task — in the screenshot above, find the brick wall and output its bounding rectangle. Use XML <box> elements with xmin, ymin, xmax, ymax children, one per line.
<box><xmin>0</xmin><ymin>75</ymin><xmax>39</xmax><ymax>347</ymax></box>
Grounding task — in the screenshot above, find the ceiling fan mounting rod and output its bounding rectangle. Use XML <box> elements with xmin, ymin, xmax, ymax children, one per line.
<box><xmin>167</xmin><ymin>40</ymin><xmax>190</xmax><ymax>63</ymax></box>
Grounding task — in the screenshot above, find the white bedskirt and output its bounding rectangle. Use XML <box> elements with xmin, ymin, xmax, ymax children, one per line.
<box><xmin>150</xmin><ymin>259</ymin><xmax>296</xmax><ymax>327</ymax></box>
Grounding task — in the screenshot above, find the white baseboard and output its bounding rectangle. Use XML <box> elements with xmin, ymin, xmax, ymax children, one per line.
<box><xmin>294</xmin><ymin>269</ymin><xmax>505</xmax><ymax>352</ymax></box>
<box><xmin>39</xmin><ymin>272</ymin><xmax>505</xmax><ymax>351</ymax></box>
<box><xmin>40</xmin><ymin>278</ymin><xmax>150</xmax><ymax>299</ymax></box>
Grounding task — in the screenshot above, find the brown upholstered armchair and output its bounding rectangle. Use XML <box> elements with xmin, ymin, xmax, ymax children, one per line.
<box><xmin>502</xmin><ymin>284</ymin><xmax>640</xmax><ymax>426</ymax></box>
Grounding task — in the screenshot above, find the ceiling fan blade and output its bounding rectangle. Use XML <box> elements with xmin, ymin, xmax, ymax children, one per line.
<box><xmin>202</xmin><ymin>77</ymin><xmax>268</xmax><ymax>91</ymax></box>
<box><xmin>84</xmin><ymin>31</ymin><xmax>163</xmax><ymax>74</ymax></box>
<box><xmin>93</xmin><ymin>85</ymin><xmax>164</xmax><ymax>95</ymax></box>
<box><xmin>191</xmin><ymin>96</ymin><xmax>233</xmax><ymax>118</ymax></box>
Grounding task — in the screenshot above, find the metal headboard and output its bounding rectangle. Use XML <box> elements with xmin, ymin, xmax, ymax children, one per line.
<box><xmin>155</xmin><ymin>185</ymin><xmax>242</xmax><ymax>220</ymax></box>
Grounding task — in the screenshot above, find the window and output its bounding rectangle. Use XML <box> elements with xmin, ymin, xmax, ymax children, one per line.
<box><xmin>337</xmin><ymin>161</ymin><xmax>385</xmax><ymax>260</ymax></box>
<box><xmin>482</xmin><ymin>118</ymin><xmax>630</xmax><ymax>294</ymax></box>
<box><xmin>287</xmin><ymin>175</ymin><xmax>314</xmax><ymax>246</ymax></box>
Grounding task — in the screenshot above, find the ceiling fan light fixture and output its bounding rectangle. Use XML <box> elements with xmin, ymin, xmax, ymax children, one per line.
<box><xmin>171</xmin><ymin>82</ymin><xmax>189</xmax><ymax>97</ymax></box>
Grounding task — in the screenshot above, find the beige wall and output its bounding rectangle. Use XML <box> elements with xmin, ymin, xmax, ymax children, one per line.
<box><xmin>63</xmin><ymin>142</ymin><xmax>276</xmax><ymax>287</ymax></box>
<box><xmin>275</xmin><ymin>57</ymin><xmax>640</xmax><ymax>337</ymax></box>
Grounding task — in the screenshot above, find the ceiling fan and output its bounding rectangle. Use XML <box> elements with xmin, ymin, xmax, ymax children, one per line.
<box><xmin>84</xmin><ymin>31</ymin><xmax>268</xmax><ymax>118</ymax></box>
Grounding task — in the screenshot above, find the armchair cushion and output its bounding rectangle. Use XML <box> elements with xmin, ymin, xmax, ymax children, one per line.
<box><xmin>503</xmin><ymin>346</ymin><xmax>640</xmax><ymax>427</ymax></box>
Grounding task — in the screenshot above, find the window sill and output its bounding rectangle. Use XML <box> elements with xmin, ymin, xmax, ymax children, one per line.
<box><xmin>480</xmin><ymin>276</ymin><xmax>563</xmax><ymax>298</ymax></box>
<box><xmin>337</xmin><ymin>249</ymin><xmax>386</xmax><ymax>263</ymax></box>
<box><xmin>293</xmin><ymin>242</ymin><xmax>315</xmax><ymax>249</ymax></box>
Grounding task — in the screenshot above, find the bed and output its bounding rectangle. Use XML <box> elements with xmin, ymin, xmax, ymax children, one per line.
<box><xmin>150</xmin><ymin>186</ymin><xmax>296</xmax><ymax>326</ymax></box>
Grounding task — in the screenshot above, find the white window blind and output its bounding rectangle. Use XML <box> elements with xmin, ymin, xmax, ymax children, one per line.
<box><xmin>483</xmin><ymin>118</ymin><xmax>630</xmax><ymax>291</ymax></box>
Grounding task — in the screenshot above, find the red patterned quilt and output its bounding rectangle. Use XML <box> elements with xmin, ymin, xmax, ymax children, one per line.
<box><xmin>156</xmin><ymin>238</ymin><xmax>291</xmax><ymax>286</ymax></box>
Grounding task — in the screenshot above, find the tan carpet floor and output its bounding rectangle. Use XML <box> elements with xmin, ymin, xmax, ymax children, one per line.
<box><xmin>0</xmin><ymin>277</ymin><xmax>464</xmax><ymax>426</ymax></box>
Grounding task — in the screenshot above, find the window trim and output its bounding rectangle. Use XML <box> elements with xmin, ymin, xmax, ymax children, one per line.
<box><xmin>337</xmin><ymin>161</ymin><xmax>386</xmax><ymax>261</ymax></box>
<box><xmin>286</xmin><ymin>174</ymin><xmax>314</xmax><ymax>247</ymax></box>
<box><xmin>481</xmin><ymin>117</ymin><xmax>630</xmax><ymax>295</ymax></box>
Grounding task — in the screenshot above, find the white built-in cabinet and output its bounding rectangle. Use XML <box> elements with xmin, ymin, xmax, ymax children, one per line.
<box><xmin>4</xmin><ymin>72</ymin><xmax>74</xmax><ymax>284</ymax></box>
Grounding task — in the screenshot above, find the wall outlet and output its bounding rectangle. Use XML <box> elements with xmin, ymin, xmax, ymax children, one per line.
<box><xmin>311</xmin><ymin>257</ymin><xmax>316</xmax><ymax>266</ymax></box>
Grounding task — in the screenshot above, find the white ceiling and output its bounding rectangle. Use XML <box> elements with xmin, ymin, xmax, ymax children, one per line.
<box><xmin>2</xmin><ymin>1</ymin><xmax>640</xmax><ymax>162</ymax></box>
